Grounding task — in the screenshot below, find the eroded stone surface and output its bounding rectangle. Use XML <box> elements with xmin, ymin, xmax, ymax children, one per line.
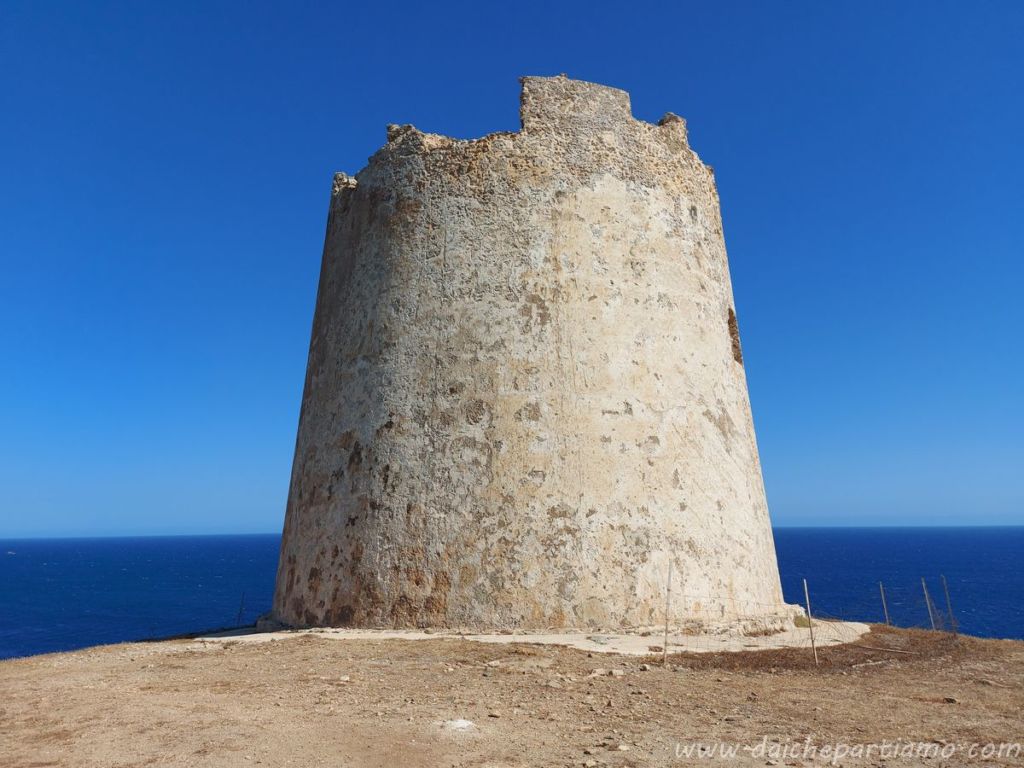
<box><xmin>272</xmin><ymin>75</ymin><xmax>795</xmax><ymax>631</ymax></box>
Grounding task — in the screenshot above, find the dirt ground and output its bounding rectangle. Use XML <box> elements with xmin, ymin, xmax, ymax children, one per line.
<box><xmin>1</xmin><ymin>626</ymin><xmax>1021</xmax><ymax>767</ymax></box>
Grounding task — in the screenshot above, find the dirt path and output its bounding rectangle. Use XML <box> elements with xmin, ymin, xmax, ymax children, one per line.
<box><xmin>2</xmin><ymin>627</ymin><xmax>1021</xmax><ymax>767</ymax></box>
<box><xmin>196</xmin><ymin>618</ymin><xmax>869</xmax><ymax>656</ymax></box>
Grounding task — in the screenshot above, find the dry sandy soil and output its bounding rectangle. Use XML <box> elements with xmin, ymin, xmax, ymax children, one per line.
<box><xmin>1</xmin><ymin>626</ymin><xmax>1021</xmax><ymax>767</ymax></box>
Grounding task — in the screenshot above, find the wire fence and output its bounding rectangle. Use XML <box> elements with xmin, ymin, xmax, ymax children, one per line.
<box><xmin>649</xmin><ymin>573</ymin><xmax>963</xmax><ymax>662</ymax></box>
<box><xmin>800</xmin><ymin>575</ymin><xmax>961</xmax><ymax>636</ymax></box>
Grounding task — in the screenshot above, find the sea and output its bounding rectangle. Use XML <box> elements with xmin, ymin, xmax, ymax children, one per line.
<box><xmin>1</xmin><ymin>527</ymin><xmax>1021</xmax><ymax>660</ymax></box>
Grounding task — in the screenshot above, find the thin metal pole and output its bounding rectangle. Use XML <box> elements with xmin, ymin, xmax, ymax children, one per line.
<box><xmin>879</xmin><ymin>582</ymin><xmax>891</xmax><ymax>626</ymax></box>
<box><xmin>922</xmin><ymin>578</ymin><xmax>936</xmax><ymax>630</ymax></box>
<box><xmin>941</xmin><ymin>575</ymin><xmax>957</xmax><ymax>637</ymax></box>
<box><xmin>802</xmin><ymin>578</ymin><xmax>818</xmax><ymax>665</ymax></box>
<box><xmin>663</xmin><ymin>561</ymin><xmax>673</xmax><ymax>665</ymax></box>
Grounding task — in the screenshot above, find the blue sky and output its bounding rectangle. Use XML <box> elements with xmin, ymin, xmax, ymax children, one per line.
<box><xmin>1</xmin><ymin>1</ymin><xmax>1021</xmax><ymax>536</ymax></box>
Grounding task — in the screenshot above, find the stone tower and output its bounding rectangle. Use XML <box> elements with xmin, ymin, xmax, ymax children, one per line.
<box><xmin>272</xmin><ymin>75</ymin><xmax>793</xmax><ymax>632</ymax></box>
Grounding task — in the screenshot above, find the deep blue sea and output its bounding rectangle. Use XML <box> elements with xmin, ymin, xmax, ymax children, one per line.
<box><xmin>1</xmin><ymin>528</ymin><xmax>1021</xmax><ymax>659</ymax></box>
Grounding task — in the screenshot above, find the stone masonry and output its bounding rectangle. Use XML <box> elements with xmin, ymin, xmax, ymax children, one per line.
<box><xmin>271</xmin><ymin>75</ymin><xmax>795</xmax><ymax>632</ymax></box>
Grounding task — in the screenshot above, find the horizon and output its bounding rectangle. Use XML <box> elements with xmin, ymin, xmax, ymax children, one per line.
<box><xmin>5</xmin><ymin>522</ymin><xmax>1024</xmax><ymax>542</ymax></box>
<box><xmin>1</xmin><ymin>1</ymin><xmax>1021</xmax><ymax>537</ymax></box>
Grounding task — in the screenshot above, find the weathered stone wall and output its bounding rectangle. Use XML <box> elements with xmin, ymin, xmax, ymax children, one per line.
<box><xmin>272</xmin><ymin>75</ymin><xmax>793</xmax><ymax>631</ymax></box>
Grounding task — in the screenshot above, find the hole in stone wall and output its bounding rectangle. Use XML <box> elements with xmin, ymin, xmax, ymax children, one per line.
<box><xmin>727</xmin><ymin>307</ymin><xmax>743</xmax><ymax>365</ymax></box>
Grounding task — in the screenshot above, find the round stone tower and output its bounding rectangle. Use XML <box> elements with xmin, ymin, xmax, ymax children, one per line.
<box><xmin>272</xmin><ymin>75</ymin><xmax>794</xmax><ymax>632</ymax></box>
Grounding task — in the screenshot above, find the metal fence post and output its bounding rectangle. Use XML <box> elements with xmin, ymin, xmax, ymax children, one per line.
<box><xmin>803</xmin><ymin>578</ymin><xmax>818</xmax><ymax>665</ymax></box>
<box><xmin>922</xmin><ymin>578</ymin><xmax>937</xmax><ymax>630</ymax></box>
<box><xmin>941</xmin><ymin>575</ymin><xmax>957</xmax><ymax>637</ymax></box>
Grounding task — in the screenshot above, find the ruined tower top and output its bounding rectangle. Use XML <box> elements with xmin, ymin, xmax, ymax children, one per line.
<box><xmin>520</xmin><ymin>75</ymin><xmax>634</xmax><ymax>130</ymax></box>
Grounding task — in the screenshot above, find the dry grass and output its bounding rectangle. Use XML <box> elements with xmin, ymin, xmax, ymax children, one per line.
<box><xmin>668</xmin><ymin>625</ymin><xmax>982</xmax><ymax>672</ymax></box>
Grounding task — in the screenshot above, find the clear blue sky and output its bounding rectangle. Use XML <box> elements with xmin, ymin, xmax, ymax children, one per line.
<box><xmin>1</xmin><ymin>1</ymin><xmax>1021</xmax><ymax>537</ymax></box>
